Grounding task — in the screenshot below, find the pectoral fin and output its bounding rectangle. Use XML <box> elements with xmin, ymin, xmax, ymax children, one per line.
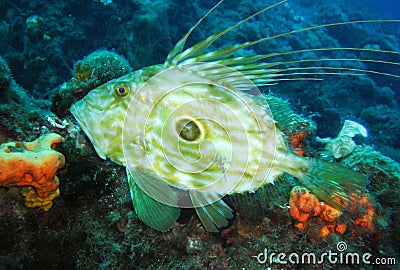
<box><xmin>127</xmin><ymin>168</ymin><xmax>180</xmax><ymax>232</ymax></box>
<box><xmin>189</xmin><ymin>190</ymin><xmax>234</xmax><ymax>232</ymax></box>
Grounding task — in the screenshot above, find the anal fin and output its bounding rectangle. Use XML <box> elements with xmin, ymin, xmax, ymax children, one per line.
<box><xmin>190</xmin><ymin>190</ymin><xmax>234</xmax><ymax>233</ymax></box>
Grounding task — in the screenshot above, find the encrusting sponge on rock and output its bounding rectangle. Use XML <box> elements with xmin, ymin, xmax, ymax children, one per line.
<box><xmin>0</xmin><ymin>133</ymin><xmax>65</xmax><ymax>211</ymax></box>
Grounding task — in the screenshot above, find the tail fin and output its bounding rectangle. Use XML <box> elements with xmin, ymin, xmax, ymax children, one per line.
<box><xmin>298</xmin><ymin>159</ymin><xmax>368</xmax><ymax>210</ymax></box>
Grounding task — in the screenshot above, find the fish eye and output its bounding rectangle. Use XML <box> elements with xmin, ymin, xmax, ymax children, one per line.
<box><xmin>114</xmin><ymin>84</ymin><xmax>130</xmax><ymax>97</ymax></box>
<box><xmin>176</xmin><ymin>118</ymin><xmax>202</xmax><ymax>142</ymax></box>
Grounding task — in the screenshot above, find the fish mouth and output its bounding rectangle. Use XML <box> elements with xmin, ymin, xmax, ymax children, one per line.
<box><xmin>70</xmin><ymin>100</ymin><xmax>107</xmax><ymax>159</ymax></box>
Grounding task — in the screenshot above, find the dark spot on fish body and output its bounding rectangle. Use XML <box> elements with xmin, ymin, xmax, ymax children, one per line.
<box><xmin>176</xmin><ymin>118</ymin><xmax>201</xmax><ymax>142</ymax></box>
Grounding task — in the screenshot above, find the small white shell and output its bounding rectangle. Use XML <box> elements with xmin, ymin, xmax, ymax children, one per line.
<box><xmin>339</xmin><ymin>120</ymin><xmax>368</xmax><ymax>138</ymax></box>
<box><xmin>328</xmin><ymin>136</ymin><xmax>356</xmax><ymax>159</ymax></box>
<box><xmin>318</xmin><ymin>120</ymin><xmax>368</xmax><ymax>159</ymax></box>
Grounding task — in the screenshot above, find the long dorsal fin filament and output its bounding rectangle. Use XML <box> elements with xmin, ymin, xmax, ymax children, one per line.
<box><xmin>164</xmin><ymin>0</ymin><xmax>399</xmax><ymax>87</ymax></box>
<box><xmin>165</xmin><ymin>0</ymin><xmax>224</xmax><ymax>63</ymax></box>
<box><xmin>167</xmin><ymin>0</ymin><xmax>288</xmax><ymax>65</ymax></box>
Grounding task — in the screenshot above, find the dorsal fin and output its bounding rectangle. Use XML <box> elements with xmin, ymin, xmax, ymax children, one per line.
<box><xmin>165</xmin><ymin>0</ymin><xmax>224</xmax><ymax>63</ymax></box>
<box><xmin>165</xmin><ymin>1</ymin><xmax>400</xmax><ymax>89</ymax></box>
<box><xmin>168</xmin><ymin>0</ymin><xmax>288</xmax><ymax>65</ymax></box>
<box><xmin>165</xmin><ymin>0</ymin><xmax>400</xmax><ymax>87</ymax></box>
<box><xmin>178</xmin><ymin>19</ymin><xmax>400</xmax><ymax>88</ymax></box>
<box><xmin>176</xmin><ymin>19</ymin><xmax>400</xmax><ymax>67</ymax></box>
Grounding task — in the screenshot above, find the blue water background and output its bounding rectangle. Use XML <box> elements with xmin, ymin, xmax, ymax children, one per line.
<box><xmin>367</xmin><ymin>0</ymin><xmax>400</xmax><ymax>17</ymax></box>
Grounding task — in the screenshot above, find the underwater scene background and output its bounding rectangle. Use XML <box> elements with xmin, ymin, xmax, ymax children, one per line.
<box><xmin>0</xmin><ymin>0</ymin><xmax>399</xmax><ymax>269</ymax></box>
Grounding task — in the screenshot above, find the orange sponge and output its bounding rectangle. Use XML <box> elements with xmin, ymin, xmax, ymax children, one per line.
<box><xmin>0</xmin><ymin>133</ymin><xmax>65</xmax><ymax>211</ymax></box>
<box><xmin>289</xmin><ymin>186</ymin><xmax>374</xmax><ymax>241</ymax></box>
<box><xmin>289</xmin><ymin>186</ymin><xmax>325</xmax><ymax>228</ymax></box>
